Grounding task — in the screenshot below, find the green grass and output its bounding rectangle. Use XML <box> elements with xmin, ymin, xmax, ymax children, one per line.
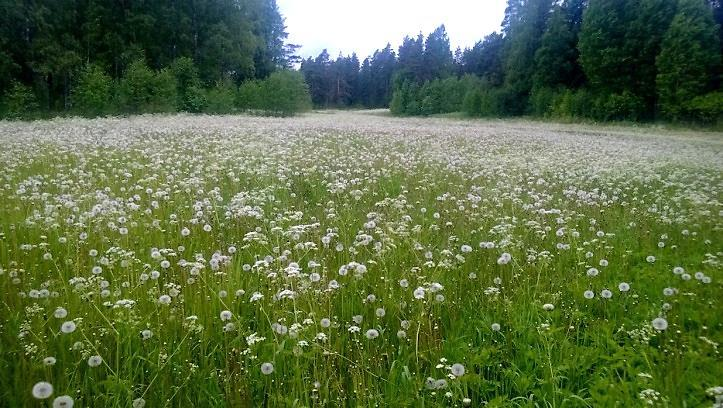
<box><xmin>0</xmin><ymin>113</ymin><xmax>721</xmax><ymax>407</ymax></box>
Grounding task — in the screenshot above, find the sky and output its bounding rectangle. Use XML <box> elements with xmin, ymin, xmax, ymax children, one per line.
<box><xmin>276</xmin><ymin>0</ymin><xmax>508</xmax><ymax>61</ymax></box>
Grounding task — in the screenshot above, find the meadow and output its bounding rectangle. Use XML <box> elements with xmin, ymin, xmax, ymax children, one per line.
<box><xmin>0</xmin><ymin>111</ymin><xmax>721</xmax><ymax>407</ymax></box>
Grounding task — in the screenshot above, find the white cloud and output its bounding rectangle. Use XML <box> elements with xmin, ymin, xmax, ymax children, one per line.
<box><xmin>277</xmin><ymin>0</ymin><xmax>507</xmax><ymax>60</ymax></box>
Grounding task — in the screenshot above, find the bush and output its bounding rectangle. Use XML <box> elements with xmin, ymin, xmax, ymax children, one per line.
<box><xmin>530</xmin><ymin>87</ymin><xmax>558</xmax><ymax>117</ymax></box>
<box><xmin>257</xmin><ymin>71</ymin><xmax>312</xmax><ymax>117</ymax></box>
<box><xmin>184</xmin><ymin>85</ymin><xmax>208</xmax><ymax>113</ymax></box>
<box><xmin>685</xmin><ymin>92</ymin><xmax>723</xmax><ymax>124</ymax></box>
<box><xmin>170</xmin><ymin>57</ymin><xmax>204</xmax><ymax>112</ymax></box>
<box><xmin>204</xmin><ymin>79</ymin><xmax>237</xmax><ymax>114</ymax></box>
<box><xmin>1</xmin><ymin>81</ymin><xmax>40</xmax><ymax>120</ymax></box>
<box><xmin>118</xmin><ymin>60</ymin><xmax>177</xmax><ymax>114</ymax></box>
<box><xmin>596</xmin><ymin>91</ymin><xmax>645</xmax><ymax>121</ymax></box>
<box><xmin>462</xmin><ymin>88</ymin><xmax>483</xmax><ymax>117</ymax></box>
<box><xmin>71</xmin><ymin>65</ymin><xmax>114</xmax><ymax>117</ymax></box>
<box><xmin>236</xmin><ymin>80</ymin><xmax>262</xmax><ymax>110</ymax></box>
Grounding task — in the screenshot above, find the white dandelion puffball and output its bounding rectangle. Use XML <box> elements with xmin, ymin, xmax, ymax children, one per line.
<box><xmin>220</xmin><ymin>310</ymin><xmax>232</xmax><ymax>321</ymax></box>
<box><xmin>375</xmin><ymin>308</ymin><xmax>386</xmax><ymax>318</ymax></box>
<box><xmin>413</xmin><ymin>287</ymin><xmax>425</xmax><ymax>299</ymax></box>
<box><xmin>43</xmin><ymin>357</ymin><xmax>57</xmax><ymax>366</ymax></box>
<box><xmin>32</xmin><ymin>381</ymin><xmax>53</xmax><ymax>399</ymax></box>
<box><xmin>141</xmin><ymin>330</ymin><xmax>153</xmax><ymax>340</ymax></box>
<box><xmin>542</xmin><ymin>303</ymin><xmax>555</xmax><ymax>311</ymax></box>
<box><xmin>451</xmin><ymin>363</ymin><xmax>465</xmax><ymax>377</ymax></box>
<box><xmin>261</xmin><ymin>362</ymin><xmax>274</xmax><ymax>375</ymax></box>
<box><xmin>87</xmin><ymin>355</ymin><xmax>103</xmax><ymax>367</ymax></box>
<box><xmin>584</xmin><ymin>290</ymin><xmax>595</xmax><ymax>299</ymax></box>
<box><xmin>601</xmin><ymin>289</ymin><xmax>612</xmax><ymax>299</ymax></box>
<box><xmin>586</xmin><ymin>268</ymin><xmax>599</xmax><ymax>277</ymax></box>
<box><xmin>618</xmin><ymin>282</ymin><xmax>630</xmax><ymax>292</ymax></box>
<box><xmin>652</xmin><ymin>317</ymin><xmax>668</xmax><ymax>331</ymax></box>
<box><xmin>54</xmin><ymin>307</ymin><xmax>68</xmax><ymax>319</ymax></box>
<box><xmin>491</xmin><ymin>323</ymin><xmax>501</xmax><ymax>332</ymax></box>
<box><xmin>53</xmin><ymin>395</ymin><xmax>74</xmax><ymax>408</ymax></box>
<box><xmin>158</xmin><ymin>295</ymin><xmax>171</xmax><ymax>305</ymax></box>
<box><xmin>673</xmin><ymin>266</ymin><xmax>684</xmax><ymax>275</ymax></box>
<box><xmin>646</xmin><ymin>255</ymin><xmax>656</xmax><ymax>263</ymax></box>
<box><xmin>497</xmin><ymin>252</ymin><xmax>512</xmax><ymax>265</ymax></box>
<box><xmin>365</xmin><ymin>329</ymin><xmax>379</xmax><ymax>339</ymax></box>
<box><xmin>60</xmin><ymin>321</ymin><xmax>76</xmax><ymax>334</ymax></box>
<box><xmin>320</xmin><ymin>318</ymin><xmax>331</xmax><ymax>328</ymax></box>
<box><xmin>132</xmin><ymin>398</ymin><xmax>146</xmax><ymax>408</ymax></box>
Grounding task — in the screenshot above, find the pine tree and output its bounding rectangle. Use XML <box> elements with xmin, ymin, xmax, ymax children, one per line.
<box><xmin>657</xmin><ymin>0</ymin><xmax>721</xmax><ymax>119</ymax></box>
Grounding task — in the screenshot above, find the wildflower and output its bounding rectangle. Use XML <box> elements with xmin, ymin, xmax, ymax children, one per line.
<box><xmin>32</xmin><ymin>381</ymin><xmax>53</xmax><ymax>399</ymax></box>
<box><xmin>491</xmin><ymin>323</ymin><xmax>501</xmax><ymax>331</ymax></box>
<box><xmin>54</xmin><ymin>308</ymin><xmax>68</xmax><ymax>319</ymax></box>
<box><xmin>260</xmin><ymin>362</ymin><xmax>274</xmax><ymax>375</ymax></box>
<box><xmin>376</xmin><ymin>308</ymin><xmax>386</xmax><ymax>317</ymax></box>
<box><xmin>158</xmin><ymin>295</ymin><xmax>171</xmax><ymax>305</ymax></box>
<box><xmin>365</xmin><ymin>329</ymin><xmax>379</xmax><ymax>339</ymax></box>
<box><xmin>60</xmin><ymin>321</ymin><xmax>76</xmax><ymax>334</ymax></box>
<box><xmin>132</xmin><ymin>398</ymin><xmax>146</xmax><ymax>408</ymax></box>
<box><xmin>43</xmin><ymin>357</ymin><xmax>57</xmax><ymax>366</ymax></box>
<box><xmin>601</xmin><ymin>289</ymin><xmax>612</xmax><ymax>299</ymax></box>
<box><xmin>652</xmin><ymin>317</ymin><xmax>668</xmax><ymax>331</ymax></box>
<box><xmin>584</xmin><ymin>290</ymin><xmax>595</xmax><ymax>299</ymax></box>
<box><xmin>542</xmin><ymin>303</ymin><xmax>555</xmax><ymax>311</ymax></box>
<box><xmin>450</xmin><ymin>363</ymin><xmax>465</xmax><ymax>377</ymax></box>
<box><xmin>497</xmin><ymin>252</ymin><xmax>512</xmax><ymax>265</ymax></box>
<box><xmin>413</xmin><ymin>287</ymin><xmax>425</xmax><ymax>299</ymax></box>
<box><xmin>141</xmin><ymin>330</ymin><xmax>153</xmax><ymax>340</ymax></box>
<box><xmin>320</xmin><ymin>318</ymin><xmax>331</xmax><ymax>328</ymax></box>
<box><xmin>52</xmin><ymin>395</ymin><xmax>74</xmax><ymax>408</ymax></box>
<box><xmin>87</xmin><ymin>355</ymin><xmax>103</xmax><ymax>367</ymax></box>
<box><xmin>618</xmin><ymin>282</ymin><xmax>630</xmax><ymax>292</ymax></box>
<box><xmin>220</xmin><ymin>310</ymin><xmax>232</xmax><ymax>321</ymax></box>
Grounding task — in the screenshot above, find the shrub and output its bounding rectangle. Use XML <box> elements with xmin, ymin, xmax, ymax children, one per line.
<box><xmin>204</xmin><ymin>79</ymin><xmax>237</xmax><ymax>114</ymax></box>
<box><xmin>1</xmin><ymin>81</ymin><xmax>40</xmax><ymax>120</ymax></box>
<box><xmin>118</xmin><ymin>60</ymin><xmax>177</xmax><ymax>114</ymax></box>
<box><xmin>170</xmin><ymin>57</ymin><xmax>204</xmax><ymax>112</ymax></box>
<box><xmin>685</xmin><ymin>92</ymin><xmax>723</xmax><ymax>124</ymax></box>
<box><xmin>258</xmin><ymin>71</ymin><xmax>312</xmax><ymax>117</ymax></box>
<box><xmin>71</xmin><ymin>65</ymin><xmax>114</xmax><ymax>117</ymax></box>
<box><xmin>462</xmin><ymin>88</ymin><xmax>483</xmax><ymax>117</ymax></box>
<box><xmin>236</xmin><ymin>80</ymin><xmax>262</xmax><ymax>110</ymax></box>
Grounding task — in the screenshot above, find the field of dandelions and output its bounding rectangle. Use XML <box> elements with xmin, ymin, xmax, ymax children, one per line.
<box><xmin>0</xmin><ymin>111</ymin><xmax>721</xmax><ymax>408</ymax></box>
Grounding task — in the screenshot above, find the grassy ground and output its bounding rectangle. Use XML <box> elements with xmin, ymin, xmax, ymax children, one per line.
<box><xmin>0</xmin><ymin>112</ymin><xmax>721</xmax><ymax>407</ymax></box>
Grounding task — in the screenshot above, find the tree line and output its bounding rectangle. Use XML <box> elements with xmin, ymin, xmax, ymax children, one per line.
<box><xmin>0</xmin><ymin>0</ymin><xmax>311</xmax><ymax>118</ymax></box>
<box><xmin>301</xmin><ymin>0</ymin><xmax>722</xmax><ymax>124</ymax></box>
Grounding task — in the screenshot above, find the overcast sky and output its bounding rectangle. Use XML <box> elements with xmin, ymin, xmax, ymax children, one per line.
<box><xmin>276</xmin><ymin>0</ymin><xmax>507</xmax><ymax>61</ymax></box>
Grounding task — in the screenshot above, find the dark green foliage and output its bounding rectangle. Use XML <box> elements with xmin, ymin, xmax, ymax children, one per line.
<box><xmin>533</xmin><ymin>1</ymin><xmax>585</xmax><ymax>90</ymax></box>
<box><xmin>71</xmin><ymin>65</ymin><xmax>113</xmax><ymax>117</ymax></box>
<box><xmin>1</xmin><ymin>81</ymin><xmax>40</xmax><ymax>120</ymax></box>
<box><xmin>0</xmin><ymin>0</ymin><xmax>297</xmax><ymax>119</ymax></box>
<box><xmin>579</xmin><ymin>0</ymin><xmax>676</xmax><ymax>117</ymax></box>
<box><xmin>118</xmin><ymin>60</ymin><xmax>176</xmax><ymax>114</ymax></box>
<box><xmin>685</xmin><ymin>91</ymin><xmax>723</xmax><ymax>123</ymax></box>
<box><xmin>170</xmin><ymin>57</ymin><xmax>204</xmax><ymax>112</ymax></box>
<box><xmin>236</xmin><ymin>80</ymin><xmax>263</xmax><ymax>110</ymax></box>
<box><xmin>257</xmin><ymin>71</ymin><xmax>312</xmax><ymax>116</ymax></box>
<box><xmin>461</xmin><ymin>33</ymin><xmax>506</xmax><ymax>86</ymax></box>
<box><xmin>204</xmin><ymin>80</ymin><xmax>237</xmax><ymax>114</ymax></box>
<box><xmin>657</xmin><ymin>0</ymin><xmax>721</xmax><ymax>120</ymax></box>
<box><xmin>502</xmin><ymin>0</ymin><xmax>555</xmax><ymax>114</ymax></box>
